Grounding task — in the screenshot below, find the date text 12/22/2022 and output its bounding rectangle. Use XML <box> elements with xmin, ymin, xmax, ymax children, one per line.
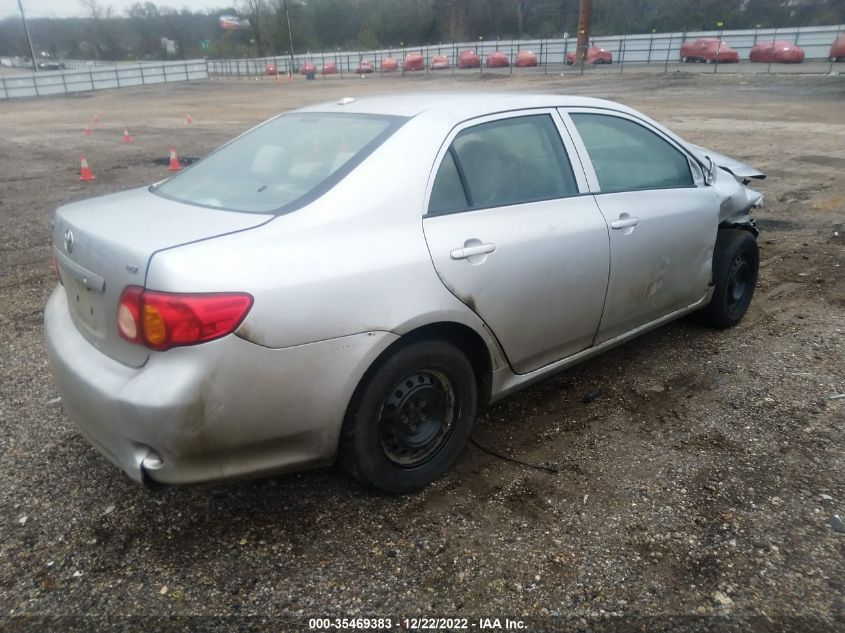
<box><xmin>308</xmin><ymin>617</ymin><xmax>527</xmax><ymax>630</ymax></box>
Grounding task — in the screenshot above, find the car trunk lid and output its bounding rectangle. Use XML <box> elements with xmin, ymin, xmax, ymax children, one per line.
<box><xmin>52</xmin><ymin>186</ymin><xmax>271</xmax><ymax>367</ymax></box>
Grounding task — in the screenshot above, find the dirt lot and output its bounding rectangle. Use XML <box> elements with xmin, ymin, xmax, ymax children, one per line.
<box><xmin>0</xmin><ymin>72</ymin><xmax>843</xmax><ymax>632</ymax></box>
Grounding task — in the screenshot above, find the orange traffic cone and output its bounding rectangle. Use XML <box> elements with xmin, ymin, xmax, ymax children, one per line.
<box><xmin>186</xmin><ymin>114</ymin><xmax>193</xmax><ymax>124</ymax></box>
<box><xmin>123</xmin><ymin>128</ymin><xmax>133</xmax><ymax>143</ymax></box>
<box><xmin>84</xmin><ymin>127</ymin><xmax>92</xmax><ymax>136</ymax></box>
<box><xmin>93</xmin><ymin>114</ymin><xmax>101</xmax><ymax>124</ymax></box>
<box><xmin>79</xmin><ymin>154</ymin><xmax>95</xmax><ymax>181</ymax></box>
<box><xmin>168</xmin><ymin>146</ymin><xmax>182</xmax><ymax>171</ymax></box>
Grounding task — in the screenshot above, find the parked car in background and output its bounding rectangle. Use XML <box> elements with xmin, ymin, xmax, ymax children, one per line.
<box><xmin>263</xmin><ymin>63</ymin><xmax>277</xmax><ymax>75</ymax></box>
<box><xmin>458</xmin><ymin>50</ymin><xmax>481</xmax><ymax>68</ymax></box>
<box><xmin>430</xmin><ymin>54</ymin><xmax>450</xmax><ymax>70</ymax></box>
<box><xmin>322</xmin><ymin>61</ymin><xmax>338</xmax><ymax>74</ymax></box>
<box><xmin>749</xmin><ymin>40</ymin><xmax>804</xmax><ymax>63</ymax></box>
<box><xmin>355</xmin><ymin>59</ymin><xmax>375</xmax><ymax>74</ymax></box>
<box><xmin>404</xmin><ymin>52</ymin><xmax>424</xmax><ymax>71</ymax></box>
<box><xmin>566</xmin><ymin>46</ymin><xmax>613</xmax><ymax>65</ymax></box>
<box><xmin>515</xmin><ymin>50</ymin><xmax>538</xmax><ymax>67</ymax></box>
<box><xmin>382</xmin><ymin>57</ymin><xmax>399</xmax><ymax>71</ymax></box>
<box><xmin>680</xmin><ymin>38</ymin><xmax>739</xmax><ymax>63</ymax></box>
<box><xmin>37</xmin><ymin>61</ymin><xmax>66</xmax><ymax>70</ymax></box>
<box><xmin>830</xmin><ymin>34</ymin><xmax>845</xmax><ymax>62</ymax></box>
<box><xmin>299</xmin><ymin>61</ymin><xmax>317</xmax><ymax>75</ymax></box>
<box><xmin>45</xmin><ymin>93</ymin><xmax>765</xmax><ymax>493</ymax></box>
<box><xmin>486</xmin><ymin>51</ymin><xmax>509</xmax><ymax>67</ymax></box>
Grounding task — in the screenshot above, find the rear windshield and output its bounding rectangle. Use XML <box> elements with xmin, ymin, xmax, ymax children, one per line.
<box><xmin>153</xmin><ymin>112</ymin><xmax>403</xmax><ymax>214</ymax></box>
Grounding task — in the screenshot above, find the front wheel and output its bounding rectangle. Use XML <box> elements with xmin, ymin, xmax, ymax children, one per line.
<box><xmin>340</xmin><ymin>340</ymin><xmax>477</xmax><ymax>493</ymax></box>
<box><xmin>698</xmin><ymin>229</ymin><xmax>759</xmax><ymax>328</ymax></box>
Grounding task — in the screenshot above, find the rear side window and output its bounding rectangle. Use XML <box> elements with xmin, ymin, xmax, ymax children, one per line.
<box><xmin>154</xmin><ymin>113</ymin><xmax>402</xmax><ymax>214</ymax></box>
<box><xmin>428</xmin><ymin>114</ymin><xmax>578</xmax><ymax>214</ymax></box>
<box><xmin>570</xmin><ymin>113</ymin><xmax>693</xmax><ymax>193</ymax></box>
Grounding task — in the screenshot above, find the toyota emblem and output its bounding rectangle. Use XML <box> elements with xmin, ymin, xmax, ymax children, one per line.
<box><xmin>64</xmin><ymin>229</ymin><xmax>74</xmax><ymax>254</ymax></box>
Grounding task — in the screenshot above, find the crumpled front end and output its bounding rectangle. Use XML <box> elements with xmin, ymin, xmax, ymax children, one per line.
<box><xmin>688</xmin><ymin>144</ymin><xmax>765</xmax><ymax>229</ymax></box>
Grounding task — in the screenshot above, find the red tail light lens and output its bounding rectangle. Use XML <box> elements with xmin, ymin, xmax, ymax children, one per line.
<box><xmin>117</xmin><ymin>286</ymin><xmax>253</xmax><ymax>351</ymax></box>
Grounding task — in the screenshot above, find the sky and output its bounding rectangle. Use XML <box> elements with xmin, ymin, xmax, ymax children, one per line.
<box><xmin>2</xmin><ymin>0</ymin><xmax>230</xmax><ymax>19</ymax></box>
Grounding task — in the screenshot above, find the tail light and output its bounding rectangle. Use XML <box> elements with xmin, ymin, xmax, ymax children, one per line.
<box><xmin>117</xmin><ymin>286</ymin><xmax>253</xmax><ymax>351</ymax></box>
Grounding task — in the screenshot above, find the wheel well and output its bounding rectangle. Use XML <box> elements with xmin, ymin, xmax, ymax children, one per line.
<box><xmin>719</xmin><ymin>220</ymin><xmax>759</xmax><ymax>238</ymax></box>
<box><xmin>351</xmin><ymin>322</ymin><xmax>494</xmax><ymax>412</ymax></box>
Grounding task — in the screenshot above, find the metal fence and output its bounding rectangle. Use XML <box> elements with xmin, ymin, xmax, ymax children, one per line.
<box><xmin>1</xmin><ymin>23</ymin><xmax>841</xmax><ymax>99</ymax></box>
<box><xmin>0</xmin><ymin>59</ymin><xmax>208</xmax><ymax>99</ymax></box>
<box><xmin>208</xmin><ymin>23</ymin><xmax>844</xmax><ymax>78</ymax></box>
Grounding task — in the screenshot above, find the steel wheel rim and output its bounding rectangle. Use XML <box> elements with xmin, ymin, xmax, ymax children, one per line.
<box><xmin>727</xmin><ymin>252</ymin><xmax>752</xmax><ymax>313</ymax></box>
<box><xmin>379</xmin><ymin>369</ymin><xmax>456</xmax><ymax>467</ymax></box>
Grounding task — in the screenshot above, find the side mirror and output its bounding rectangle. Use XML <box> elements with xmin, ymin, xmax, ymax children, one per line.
<box><xmin>704</xmin><ymin>155</ymin><xmax>716</xmax><ymax>185</ymax></box>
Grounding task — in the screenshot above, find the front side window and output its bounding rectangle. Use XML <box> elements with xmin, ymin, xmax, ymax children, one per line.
<box><xmin>570</xmin><ymin>113</ymin><xmax>693</xmax><ymax>194</ymax></box>
<box><xmin>428</xmin><ymin>114</ymin><xmax>578</xmax><ymax>214</ymax></box>
<box><xmin>154</xmin><ymin>113</ymin><xmax>402</xmax><ymax>214</ymax></box>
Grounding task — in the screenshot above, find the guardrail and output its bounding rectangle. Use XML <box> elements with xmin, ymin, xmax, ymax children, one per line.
<box><xmin>0</xmin><ymin>59</ymin><xmax>208</xmax><ymax>99</ymax></box>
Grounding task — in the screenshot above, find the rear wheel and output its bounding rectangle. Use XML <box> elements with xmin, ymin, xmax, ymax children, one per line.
<box><xmin>698</xmin><ymin>229</ymin><xmax>759</xmax><ymax>328</ymax></box>
<box><xmin>340</xmin><ymin>340</ymin><xmax>477</xmax><ymax>493</ymax></box>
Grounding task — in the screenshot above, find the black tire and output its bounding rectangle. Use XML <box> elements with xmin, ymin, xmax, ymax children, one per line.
<box><xmin>698</xmin><ymin>229</ymin><xmax>759</xmax><ymax>328</ymax></box>
<box><xmin>340</xmin><ymin>340</ymin><xmax>477</xmax><ymax>493</ymax></box>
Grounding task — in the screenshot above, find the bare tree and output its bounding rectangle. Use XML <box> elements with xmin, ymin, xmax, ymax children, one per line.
<box><xmin>241</xmin><ymin>0</ymin><xmax>268</xmax><ymax>56</ymax></box>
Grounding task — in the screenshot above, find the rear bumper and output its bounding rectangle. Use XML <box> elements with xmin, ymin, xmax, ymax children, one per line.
<box><xmin>44</xmin><ymin>287</ymin><xmax>397</xmax><ymax>485</ymax></box>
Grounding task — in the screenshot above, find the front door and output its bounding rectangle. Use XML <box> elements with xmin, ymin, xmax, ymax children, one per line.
<box><xmin>562</xmin><ymin>109</ymin><xmax>720</xmax><ymax>344</ymax></box>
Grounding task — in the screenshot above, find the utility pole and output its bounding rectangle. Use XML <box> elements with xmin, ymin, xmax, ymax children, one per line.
<box><xmin>283</xmin><ymin>0</ymin><xmax>295</xmax><ymax>76</ymax></box>
<box><xmin>17</xmin><ymin>0</ymin><xmax>38</xmax><ymax>71</ymax></box>
<box><xmin>576</xmin><ymin>0</ymin><xmax>592</xmax><ymax>66</ymax></box>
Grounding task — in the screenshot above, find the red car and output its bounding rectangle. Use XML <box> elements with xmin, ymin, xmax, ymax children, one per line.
<box><xmin>264</xmin><ymin>63</ymin><xmax>277</xmax><ymax>75</ymax></box>
<box><xmin>458</xmin><ymin>49</ymin><xmax>481</xmax><ymax>69</ymax></box>
<box><xmin>321</xmin><ymin>61</ymin><xmax>337</xmax><ymax>75</ymax></box>
<box><xmin>749</xmin><ymin>40</ymin><xmax>804</xmax><ymax>63</ymax></box>
<box><xmin>565</xmin><ymin>46</ymin><xmax>613</xmax><ymax>65</ymax></box>
<box><xmin>381</xmin><ymin>57</ymin><xmax>399</xmax><ymax>72</ymax></box>
<box><xmin>830</xmin><ymin>35</ymin><xmax>845</xmax><ymax>62</ymax></box>
<box><xmin>515</xmin><ymin>50</ymin><xmax>538</xmax><ymax>67</ymax></box>
<box><xmin>430</xmin><ymin>54</ymin><xmax>450</xmax><ymax>70</ymax></box>
<box><xmin>486</xmin><ymin>51</ymin><xmax>509</xmax><ymax>67</ymax></box>
<box><xmin>680</xmin><ymin>38</ymin><xmax>739</xmax><ymax>63</ymax></box>
<box><xmin>299</xmin><ymin>61</ymin><xmax>317</xmax><ymax>75</ymax></box>
<box><xmin>404</xmin><ymin>52</ymin><xmax>424</xmax><ymax>71</ymax></box>
<box><xmin>355</xmin><ymin>59</ymin><xmax>375</xmax><ymax>74</ymax></box>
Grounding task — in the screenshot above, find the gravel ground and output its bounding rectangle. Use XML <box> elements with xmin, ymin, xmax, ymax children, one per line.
<box><xmin>0</xmin><ymin>72</ymin><xmax>843</xmax><ymax>632</ymax></box>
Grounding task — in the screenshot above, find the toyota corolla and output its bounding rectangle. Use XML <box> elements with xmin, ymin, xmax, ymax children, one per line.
<box><xmin>45</xmin><ymin>93</ymin><xmax>765</xmax><ymax>493</ymax></box>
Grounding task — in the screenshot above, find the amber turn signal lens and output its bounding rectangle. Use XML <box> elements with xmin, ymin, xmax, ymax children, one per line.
<box><xmin>143</xmin><ymin>304</ymin><xmax>167</xmax><ymax>346</ymax></box>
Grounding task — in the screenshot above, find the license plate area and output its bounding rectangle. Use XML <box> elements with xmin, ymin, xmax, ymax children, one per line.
<box><xmin>68</xmin><ymin>277</ymin><xmax>106</xmax><ymax>338</ymax></box>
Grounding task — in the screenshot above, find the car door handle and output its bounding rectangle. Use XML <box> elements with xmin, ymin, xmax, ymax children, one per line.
<box><xmin>611</xmin><ymin>216</ymin><xmax>640</xmax><ymax>230</ymax></box>
<box><xmin>450</xmin><ymin>243</ymin><xmax>496</xmax><ymax>260</ymax></box>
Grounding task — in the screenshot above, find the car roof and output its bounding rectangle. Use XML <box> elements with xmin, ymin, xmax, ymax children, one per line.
<box><xmin>297</xmin><ymin>92</ymin><xmax>636</xmax><ymax>123</ymax></box>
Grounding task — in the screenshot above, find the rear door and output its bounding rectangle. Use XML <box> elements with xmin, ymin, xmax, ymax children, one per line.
<box><xmin>422</xmin><ymin>110</ymin><xmax>610</xmax><ymax>374</ymax></box>
<box><xmin>560</xmin><ymin>109</ymin><xmax>719</xmax><ymax>345</ymax></box>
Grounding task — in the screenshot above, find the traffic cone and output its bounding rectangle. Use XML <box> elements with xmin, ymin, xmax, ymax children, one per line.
<box><xmin>79</xmin><ymin>154</ymin><xmax>95</xmax><ymax>181</ymax></box>
<box><xmin>186</xmin><ymin>114</ymin><xmax>193</xmax><ymax>124</ymax></box>
<box><xmin>84</xmin><ymin>127</ymin><xmax>92</xmax><ymax>136</ymax></box>
<box><xmin>123</xmin><ymin>128</ymin><xmax>132</xmax><ymax>143</ymax></box>
<box><xmin>168</xmin><ymin>146</ymin><xmax>182</xmax><ymax>171</ymax></box>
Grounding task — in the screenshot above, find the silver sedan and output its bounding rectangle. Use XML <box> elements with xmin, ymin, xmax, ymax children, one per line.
<box><xmin>45</xmin><ymin>93</ymin><xmax>764</xmax><ymax>492</ymax></box>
